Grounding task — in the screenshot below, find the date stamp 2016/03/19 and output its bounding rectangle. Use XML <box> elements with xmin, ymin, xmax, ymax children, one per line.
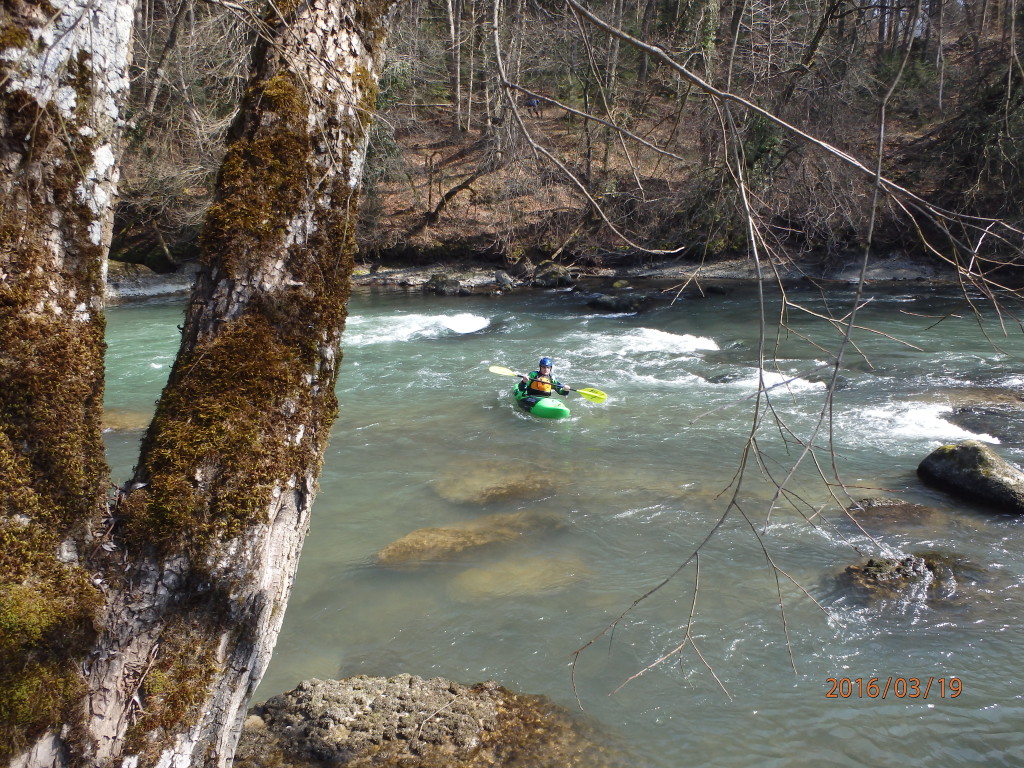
<box><xmin>825</xmin><ymin>677</ymin><xmax>962</xmax><ymax>699</ymax></box>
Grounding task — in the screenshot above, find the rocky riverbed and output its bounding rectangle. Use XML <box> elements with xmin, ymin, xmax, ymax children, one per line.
<box><xmin>106</xmin><ymin>251</ymin><xmax>958</xmax><ymax>303</ymax></box>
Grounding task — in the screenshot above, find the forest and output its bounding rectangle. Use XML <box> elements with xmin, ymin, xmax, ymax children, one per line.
<box><xmin>1</xmin><ymin>0</ymin><xmax>1022</xmax><ymax>766</ymax></box>
<box><xmin>116</xmin><ymin>0</ymin><xmax>1024</xmax><ymax>280</ymax></box>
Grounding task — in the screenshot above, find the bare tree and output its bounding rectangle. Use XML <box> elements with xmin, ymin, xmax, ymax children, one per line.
<box><xmin>482</xmin><ymin>0</ymin><xmax>1024</xmax><ymax>697</ymax></box>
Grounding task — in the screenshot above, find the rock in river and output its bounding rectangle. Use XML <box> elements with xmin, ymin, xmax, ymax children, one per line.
<box><xmin>917</xmin><ymin>439</ymin><xmax>1024</xmax><ymax>514</ymax></box>
<box><xmin>837</xmin><ymin>550</ymin><xmax>989</xmax><ymax>605</ymax></box>
<box><xmin>434</xmin><ymin>461</ymin><xmax>560</xmax><ymax>504</ymax></box>
<box><xmin>449</xmin><ymin>554</ymin><xmax>590</xmax><ymax>600</ymax></box>
<box><xmin>843</xmin><ymin>496</ymin><xmax>948</xmax><ymax>530</ymax></box>
<box><xmin>376</xmin><ymin>510</ymin><xmax>564</xmax><ymax>565</ymax></box>
<box><xmin>234</xmin><ymin>674</ymin><xmax>628</xmax><ymax>768</ymax></box>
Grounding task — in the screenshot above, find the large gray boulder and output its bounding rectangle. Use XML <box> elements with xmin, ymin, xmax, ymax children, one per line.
<box><xmin>532</xmin><ymin>261</ymin><xmax>575</xmax><ymax>288</ymax></box>
<box><xmin>234</xmin><ymin>675</ymin><xmax>627</xmax><ymax>768</ymax></box>
<box><xmin>423</xmin><ymin>273</ymin><xmax>468</xmax><ymax>296</ymax></box>
<box><xmin>917</xmin><ymin>440</ymin><xmax>1024</xmax><ymax>514</ymax></box>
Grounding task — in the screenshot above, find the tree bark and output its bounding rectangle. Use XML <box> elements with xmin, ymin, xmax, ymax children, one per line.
<box><xmin>4</xmin><ymin>0</ymin><xmax>395</xmax><ymax>766</ymax></box>
<box><xmin>1</xmin><ymin>0</ymin><xmax>136</xmax><ymax>761</ymax></box>
<box><xmin>445</xmin><ymin>0</ymin><xmax>465</xmax><ymax>129</ymax></box>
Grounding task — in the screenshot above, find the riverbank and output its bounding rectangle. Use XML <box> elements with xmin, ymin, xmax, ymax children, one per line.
<box><xmin>352</xmin><ymin>251</ymin><xmax>953</xmax><ymax>291</ymax></box>
<box><xmin>107</xmin><ymin>252</ymin><xmax>957</xmax><ymax>303</ymax></box>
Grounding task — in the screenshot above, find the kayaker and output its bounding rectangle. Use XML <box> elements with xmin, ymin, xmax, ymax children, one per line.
<box><xmin>518</xmin><ymin>357</ymin><xmax>572</xmax><ymax>398</ymax></box>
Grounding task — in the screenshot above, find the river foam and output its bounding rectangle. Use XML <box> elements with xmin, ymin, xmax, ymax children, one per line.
<box><xmin>842</xmin><ymin>400</ymin><xmax>999</xmax><ymax>447</ymax></box>
<box><xmin>590</xmin><ymin>327</ymin><xmax>719</xmax><ymax>356</ymax></box>
<box><xmin>345</xmin><ymin>312</ymin><xmax>491</xmax><ymax>346</ymax></box>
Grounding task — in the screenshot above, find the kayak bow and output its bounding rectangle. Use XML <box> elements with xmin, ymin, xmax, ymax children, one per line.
<box><xmin>512</xmin><ymin>387</ymin><xmax>571</xmax><ymax>419</ymax></box>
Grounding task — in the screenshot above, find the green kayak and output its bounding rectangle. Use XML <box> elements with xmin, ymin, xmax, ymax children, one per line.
<box><xmin>513</xmin><ymin>387</ymin><xmax>571</xmax><ymax>419</ymax></box>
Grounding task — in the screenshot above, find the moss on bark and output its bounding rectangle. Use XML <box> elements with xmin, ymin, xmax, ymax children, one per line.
<box><xmin>0</xmin><ymin>75</ymin><xmax>109</xmax><ymax>762</ymax></box>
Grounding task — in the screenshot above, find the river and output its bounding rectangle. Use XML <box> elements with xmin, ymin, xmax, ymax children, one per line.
<box><xmin>103</xmin><ymin>281</ymin><xmax>1024</xmax><ymax>767</ymax></box>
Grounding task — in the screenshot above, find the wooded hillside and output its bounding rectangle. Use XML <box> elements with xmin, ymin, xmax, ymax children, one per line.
<box><xmin>116</xmin><ymin>0</ymin><xmax>1024</xmax><ymax>278</ymax></box>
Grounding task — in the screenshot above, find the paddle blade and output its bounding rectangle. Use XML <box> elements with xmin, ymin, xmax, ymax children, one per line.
<box><xmin>488</xmin><ymin>365</ymin><xmax>521</xmax><ymax>377</ymax></box>
<box><xmin>576</xmin><ymin>387</ymin><xmax>607</xmax><ymax>404</ymax></box>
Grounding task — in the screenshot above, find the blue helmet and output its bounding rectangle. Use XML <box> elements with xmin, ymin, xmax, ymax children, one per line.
<box><xmin>539</xmin><ymin>357</ymin><xmax>553</xmax><ymax>367</ymax></box>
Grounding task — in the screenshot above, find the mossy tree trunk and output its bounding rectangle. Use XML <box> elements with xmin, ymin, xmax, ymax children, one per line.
<box><xmin>4</xmin><ymin>1</ymin><xmax>395</xmax><ymax>766</ymax></box>
<box><xmin>1</xmin><ymin>0</ymin><xmax>136</xmax><ymax>762</ymax></box>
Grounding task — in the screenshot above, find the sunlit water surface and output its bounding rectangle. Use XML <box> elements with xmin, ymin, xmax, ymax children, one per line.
<box><xmin>104</xmin><ymin>283</ymin><xmax>1024</xmax><ymax>767</ymax></box>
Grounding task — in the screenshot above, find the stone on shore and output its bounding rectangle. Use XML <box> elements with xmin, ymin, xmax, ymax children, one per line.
<box><xmin>105</xmin><ymin>260</ymin><xmax>194</xmax><ymax>301</ymax></box>
<box><xmin>532</xmin><ymin>261</ymin><xmax>574</xmax><ymax>288</ymax></box>
<box><xmin>917</xmin><ymin>439</ymin><xmax>1024</xmax><ymax>514</ymax></box>
<box><xmin>424</xmin><ymin>273</ymin><xmax>469</xmax><ymax>295</ymax></box>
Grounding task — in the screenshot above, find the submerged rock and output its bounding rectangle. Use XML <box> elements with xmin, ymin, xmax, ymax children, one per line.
<box><xmin>234</xmin><ymin>675</ymin><xmax>628</xmax><ymax>768</ymax></box>
<box><xmin>101</xmin><ymin>407</ymin><xmax>153</xmax><ymax>432</ymax></box>
<box><xmin>917</xmin><ymin>440</ymin><xmax>1024</xmax><ymax>514</ymax></box>
<box><xmin>376</xmin><ymin>510</ymin><xmax>564</xmax><ymax>565</ymax></box>
<box><xmin>449</xmin><ymin>554</ymin><xmax>590</xmax><ymax>600</ymax></box>
<box><xmin>947</xmin><ymin>406</ymin><xmax>1024</xmax><ymax>446</ymax></box>
<box><xmin>434</xmin><ymin>462</ymin><xmax>560</xmax><ymax>505</ymax></box>
<box><xmin>844</xmin><ymin>497</ymin><xmax>947</xmax><ymax>529</ymax></box>
<box><xmin>586</xmin><ymin>293</ymin><xmax>649</xmax><ymax>313</ymax></box>
<box><xmin>841</xmin><ymin>555</ymin><xmax>934</xmax><ymax>598</ymax></box>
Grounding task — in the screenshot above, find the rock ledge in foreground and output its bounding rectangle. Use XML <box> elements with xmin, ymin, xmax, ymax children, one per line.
<box><xmin>234</xmin><ymin>674</ymin><xmax>626</xmax><ymax>768</ymax></box>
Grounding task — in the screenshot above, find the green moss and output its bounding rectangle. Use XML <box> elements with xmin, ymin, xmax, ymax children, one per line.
<box><xmin>123</xmin><ymin>311</ymin><xmax>328</xmax><ymax>555</ymax></box>
<box><xmin>0</xmin><ymin>24</ymin><xmax>31</xmax><ymax>51</ymax></box>
<box><xmin>200</xmin><ymin>73</ymin><xmax>311</xmax><ymax>278</ymax></box>
<box><xmin>0</xmin><ymin>59</ymin><xmax>109</xmax><ymax>759</ymax></box>
<box><xmin>0</xmin><ymin>519</ymin><xmax>101</xmax><ymax>760</ymax></box>
<box><xmin>124</xmin><ymin>614</ymin><xmax>221</xmax><ymax>759</ymax></box>
<box><xmin>263</xmin><ymin>0</ymin><xmax>304</xmax><ymax>22</ymax></box>
<box><xmin>0</xmin><ymin>660</ymin><xmax>87</xmax><ymax>757</ymax></box>
<box><xmin>352</xmin><ymin>64</ymin><xmax>381</xmax><ymax>118</ymax></box>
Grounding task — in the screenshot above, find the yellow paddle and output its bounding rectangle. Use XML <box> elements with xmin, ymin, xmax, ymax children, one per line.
<box><xmin>575</xmin><ymin>387</ymin><xmax>608</xmax><ymax>404</ymax></box>
<box><xmin>488</xmin><ymin>365</ymin><xmax>608</xmax><ymax>403</ymax></box>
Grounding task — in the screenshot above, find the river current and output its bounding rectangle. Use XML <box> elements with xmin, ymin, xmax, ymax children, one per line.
<box><xmin>103</xmin><ymin>281</ymin><xmax>1024</xmax><ymax>767</ymax></box>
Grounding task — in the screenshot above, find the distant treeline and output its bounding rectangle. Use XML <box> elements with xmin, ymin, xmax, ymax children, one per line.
<box><xmin>116</xmin><ymin>0</ymin><xmax>1023</xmax><ymax>272</ymax></box>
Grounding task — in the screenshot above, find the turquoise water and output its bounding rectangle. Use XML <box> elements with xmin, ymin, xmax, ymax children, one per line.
<box><xmin>104</xmin><ymin>283</ymin><xmax>1024</xmax><ymax>767</ymax></box>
